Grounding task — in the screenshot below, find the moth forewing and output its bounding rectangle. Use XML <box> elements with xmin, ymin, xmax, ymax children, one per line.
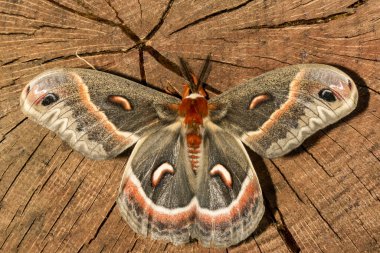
<box><xmin>209</xmin><ymin>64</ymin><xmax>358</xmax><ymax>158</ymax></box>
<box><xmin>20</xmin><ymin>68</ymin><xmax>179</xmax><ymax>160</ymax></box>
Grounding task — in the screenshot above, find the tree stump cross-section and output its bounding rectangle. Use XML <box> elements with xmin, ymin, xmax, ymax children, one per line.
<box><xmin>0</xmin><ymin>0</ymin><xmax>379</xmax><ymax>252</ymax></box>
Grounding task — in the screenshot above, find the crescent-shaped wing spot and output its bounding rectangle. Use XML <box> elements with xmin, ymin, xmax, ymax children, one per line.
<box><xmin>108</xmin><ymin>95</ymin><xmax>133</xmax><ymax>111</ymax></box>
<box><xmin>151</xmin><ymin>162</ymin><xmax>175</xmax><ymax>187</ymax></box>
<box><xmin>248</xmin><ymin>94</ymin><xmax>271</xmax><ymax>110</ymax></box>
<box><xmin>210</xmin><ymin>164</ymin><xmax>232</xmax><ymax>188</ymax></box>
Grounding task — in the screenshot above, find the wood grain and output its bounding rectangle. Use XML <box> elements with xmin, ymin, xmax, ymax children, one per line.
<box><xmin>0</xmin><ymin>0</ymin><xmax>379</xmax><ymax>252</ymax></box>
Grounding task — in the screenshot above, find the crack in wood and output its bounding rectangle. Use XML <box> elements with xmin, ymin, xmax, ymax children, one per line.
<box><xmin>105</xmin><ymin>0</ymin><xmax>125</xmax><ymax>25</ymax></box>
<box><xmin>138</xmin><ymin>48</ymin><xmax>146</xmax><ymax>85</ymax></box>
<box><xmin>4</xmin><ymin>201</ymin><xmax>22</xmax><ymax>231</ymax></box>
<box><xmin>52</xmin><ymin>159</ymin><xmax>122</xmax><ymax>252</ymax></box>
<box><xmin>324</xmin><ymin>121</ymin><xmax>380</xmax><ymax>165</ymax></box>
<box><xmin>40</xmin><ymin>47</ymin><xmax>137</xmax><ymax>65</ymax></box>
<box><xmin>305</xmin><ymin>194</ymin><xmax>343</xmax><ymax>241</ymax></box>
<box><xmin>0</xmin><ymin>32</ymin><xmax>35</xmax><ymax>36</ymax></box>
<box><xmin>1</xmin><ymin>57</ymin><xmax>21</xmax><ymax>67</ymax></box>
<box><xmin>46</xmin><ymin>181</ymin><xmax>88</xmax><ymax>253</ymax></box>
<box><xmin>363</xmin><ymin>86</ymin><xmax>380</xmax><ymax>96</ymax></box>
<box><xmin>320</xmin><ymin>129</ymin><xmax>352</xmax><ymax>158</ymax></box>
<box><xmin>347</xmin><ymin>123</ymin><xmax>377</xmax><ymax>147</ymax></box>
<box><xmin>162</xmin><ymin>243</ymin><xmax>170</xmax><ymax>251</ymax></box>
<box><xmin>170</xmin><ymin>0</ymin><xmax>255</xmax><ymax>35</ymax></box>
<box><xmin>270</xmin><ymin>160</ymin><xmax>305</xmax><ymax>204</ymax></box>
<box><xmin>239</xmin><ymin>0</ymin><xmax>368</xmax><ymax>30</ymax></box>
<box><xmin>0</xmin><ymin>19</ymin><xmax>78</xmax><ymax>37</ymax></box>
<box><xmin>206</xmin><ymin>37</ymin><xmax>239</xmax><ymax>44</ymax></box>
<box><xmin>32</xmin><ymin>24</ymin><xmax>78</xmax><ymax>33</ymax></box>
<box><xmin>75</xmin><ymin>0</ymin><xmax>96</xmax><ymax>12</ymax></box>
<box><xmin>62</xmin><ymin>157</ymin><xmax>86</xmax><ymax>188</ymax></box>
<box><xmin>109</xmin><ymin>225</ymin><xmax>128</xmax><ymax>252</ymax></box>
<box><xmin>0</xmin><ymin>226</ymin><xmax>13</xmax><ymax>250</ymax></box>
<box><xmin>347</xmin><ymin>0</ymin><xmax>367</xmax><ymax>9</ymax></box>
<box><xmin>319</xmin><ymin>51</ymin><xmax>379</xmax><ymax>63</ymax></box>
<box><xmin>86</xmin><ymin>202</ymin><xmax>117</xmax><ymax>246</ymax></box>
<box><xmin>128</xmin><ymin>238</ymin><xmax>138</xmax><ymax>252</ymax></box>
<box><xmin>84</xmin><ymin>162</ymin><xmax>121</xmax><ymax>214</ymax></box>
<box><xmin>1</xmin><ymin>117</ymin><xmax>27</xmax><ymax>142</ymax></box>
<box><xmin>145</xmin><ymin>0</ymin><xmax>175</xmax><ymax>40</ymax></box>
<box><xmin>54</xmin><ymin>207</ymin><xmax>84</xmax><ymax>253</ymax></box>
<box><xmin>248</xmin><ymin>55</ymin><xmax>291</xmax><ymax>65</ymax></box>
<box><xmin>196</xmin><ymin>57</ymin><xmax>265</xmax><ymax>71</ymax></box>
<box><xmin>0</xmin><ymin>132</ymin><xmax>49</xmax><ymax>203</ymax></box>
<box><xmin>45</xmin><ymin>0</ymin><xmax>140</xmax><ymax>43</ymax></box>
<box><xmin>34</xmin><ymin>39</ymin><xmax>71</xmax><ymax>45</ymax></box>
<box><xmin>19</xmin><ymin>187</ymin><xmax>39</xmax><ymax>215</ymax></box>
<box><xmin>251</xmin><ymin>238</ymin><xmax>263</xmax><ymax>253</ymax></box>
<box><xmin>137</xmin><ymin>0</ymin><xmax>143</xmax><ymax>23</ymax></box>
<box><xmin>37</xmin><ymin>147</ymin><xmax>71</xmax><ymax>194</ymax></box>
<box><xmin>240</xmin><ymin>11</ymin><xmax>348</xmax><ymax>30</ymax></box>
<box><xmin>263</xmin><ymin>197</ymin><xmax>301</xmax><ymax>253</ymax></box>
<box><xmin>0</xmin><ymin>78</ymin><xmax>20</xmax><ymax>90</ymax></box>
<box><xmin>40</xmin><ymin>178</ymin><xmax>85</xmax><ymax>242</ymax></box>
<box><xmin>15</xmin><ymin>217</ymin><xmax>37</xmax><ymax>250</ymax></box>
<box><xmin>301</xmin><ymin>146</ymin><xmax>334</xmax><ymax>178</ymax></box>
<box><xmin>355</xmin><ymin>218</ymin><xmax>379</xmax><ymax>246</ymax></box>
<box><xmin>0</xmin><ymin>11</ymin><xmax>32</xmax><ymax>20</ymax></box>
<box><xmin>143</xmin><ymin>45</ymin><xmax>182</xmax><ymax>76</ymax></box>
<box><xmin>0</xmin><ymin>161</ymin><xmax>15</xmax><ymax>181</ymax></box>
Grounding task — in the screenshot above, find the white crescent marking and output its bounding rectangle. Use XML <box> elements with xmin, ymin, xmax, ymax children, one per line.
<box><xmin>210</xmin><ymin>164</ymin><xmax>232</xmax><ymax>188</ymax></box>
<box><xmin>152</xmin><ymin>162</ymin><xmax>175</xmax><ymax>187</ymax></box>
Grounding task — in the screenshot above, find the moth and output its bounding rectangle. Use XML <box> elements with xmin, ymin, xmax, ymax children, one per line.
<box><xmin>20</xmin><ymin>58</ymin><xmax>358</xmax><ymax>248</ymax></box>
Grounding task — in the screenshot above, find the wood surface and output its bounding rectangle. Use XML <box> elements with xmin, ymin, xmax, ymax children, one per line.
<box><xmin>0</xmin><ymin>0</ymin><xmax>379</xmax><ymax>252</ymax></box>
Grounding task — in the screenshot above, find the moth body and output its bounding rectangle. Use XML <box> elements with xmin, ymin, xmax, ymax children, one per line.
<box><xmin>20</xmin><ymin>61</ymin><xmax>358</xmax><ymax>248</ymax></box>
<box><xmin>178</xmin><ymin>89</ymin><xmax>209</xmax><ymax>172</ymax></box>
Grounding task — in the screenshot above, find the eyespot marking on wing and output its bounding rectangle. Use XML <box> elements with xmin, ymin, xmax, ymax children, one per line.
<box><xmin>152</xmin><ymin>162</ymin><xmax>175</xmax><ymax>187</ymax></box>
<box><xmin>248</xmin><ymin>94</ymin><xmax>271</xmax><ymax>110</ymax></box>
<box><xmin>108</xmin><ymin>95</ymin><xmax>133</xmax><ymax>111</ymax></box>
<box><xmin>41</xmin><ymin>93</ymin><xmax>59</xmax><ymax>106</ymax></box>
<box><xmin>210</xmin><ymin>164</ymin><xmax>232</xmax><ymax>188</ymax></box>
<box><xmin>318</xmin><ymin>88</ymin><xmax>337</xmax><ymax>102</ymax></box>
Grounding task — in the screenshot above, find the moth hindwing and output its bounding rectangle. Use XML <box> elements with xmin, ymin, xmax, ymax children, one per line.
<box><xmin>21</xmin><ymin>62</ymin><xmax>358</xmax><ymax>247</ymax></box>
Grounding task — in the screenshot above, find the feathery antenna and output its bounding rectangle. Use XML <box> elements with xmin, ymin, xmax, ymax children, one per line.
<box><xmin>179</xmin><ymin>55</ymin><xmax>212</xmax><ymax>93</ymax></box>
<box><xmin>179</xmin><ymin>57</ymin><xmax>197</xmax><ymax>92</ymax></box>
<box><xmin>198</xmin><ymin>54</ymin><xmax>212</xmax><ymax>88</ymax></box>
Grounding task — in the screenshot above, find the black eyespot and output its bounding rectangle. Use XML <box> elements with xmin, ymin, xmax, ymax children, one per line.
<box><xmin>26</xmin><ymin>85</ymin><xmax>30</xmax><ymax>95</ymax></box>
<box><xmin>41</xmin><ymin>93</ymin><xmax>59</xmax><ymax>106</ymax></box>
<box><xmin>318</xmin><ymin>89</ymin><xmax>336</xmax><ymax>102</ymax></box>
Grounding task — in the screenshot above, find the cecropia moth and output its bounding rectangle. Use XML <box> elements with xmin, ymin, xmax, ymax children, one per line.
<box><xmin>20</xmin><ymin>57</ymin><xmax>358</xmax><ymax>247</ymax></box>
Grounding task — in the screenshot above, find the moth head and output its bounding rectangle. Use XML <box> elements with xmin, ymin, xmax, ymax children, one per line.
<box><xmin>20</xmin><ymin>69</ymin><xmax>71</xmax><ymax>121</ymax></box>
<box><xmin>300</xmin><ymin>65</ymin><xmax>358</xmax><ymax>116</ymax></box>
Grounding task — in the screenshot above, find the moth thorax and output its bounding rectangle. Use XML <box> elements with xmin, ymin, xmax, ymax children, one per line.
<box><xmin>178</xmin><ymin>96</ymin><xmax>208</xmax><ymax>126</ymax></box>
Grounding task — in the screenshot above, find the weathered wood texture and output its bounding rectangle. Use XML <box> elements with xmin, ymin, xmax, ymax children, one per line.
<box><xmin>0</xmin><ymin>0</ymin><xmax>379</xmax><ymax>252</ymax></box>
